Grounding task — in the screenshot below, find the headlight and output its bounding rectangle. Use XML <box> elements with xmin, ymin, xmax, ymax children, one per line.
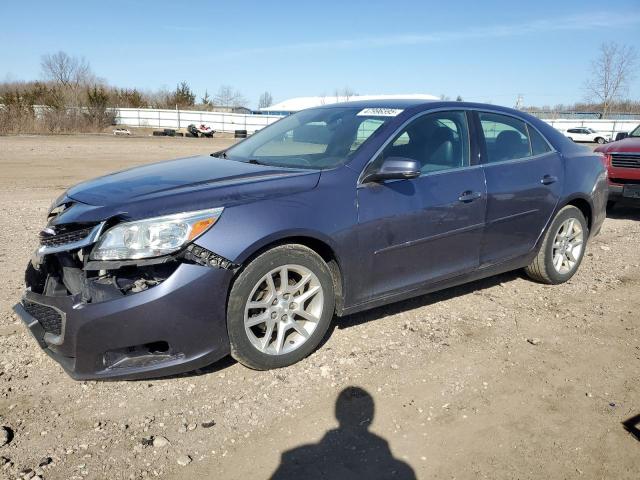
<box><xmin>90</xmin><ymin>207</ymin><xmax>224</xmax><ymax>261</ymax></box>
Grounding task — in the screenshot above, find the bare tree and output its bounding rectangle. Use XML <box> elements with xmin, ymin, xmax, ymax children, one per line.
<box><xmin>213</xmin><ymin>85</ymin><xmax>248</xmax><ymax>107</ymax></box>
<box><xmin>341</xmin><ymin>87</ymin><xmax>356</xmax><ymax>101</ymax></box>
<box><xmin>258</xmin><ymin>91</ymin><xmax>273</xmax><ymax>109</ymax></box>
<box><xmin>41</xmin><ymin>51</ymin><xmax>93</xmax><ymax>88</ymax></box>
<box><xmin>334</xmin><ymin>87</ymin><xmax>356</xmax><ymax>102</ymax></box>
<box><xmin>201</xmin><ymin>90</ymin><xmax>213</xmax><ymax>108</ymax></box>
<box><xmin>584</xmin><ymin>42</ymin><xmax>638</xmax><ymax>117</ymax></box>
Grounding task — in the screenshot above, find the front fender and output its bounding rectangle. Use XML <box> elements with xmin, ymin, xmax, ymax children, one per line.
<box><xmin>192</xmin><ymin>167</ymin><xmax>359</xmax><ymax>276</ymax></box>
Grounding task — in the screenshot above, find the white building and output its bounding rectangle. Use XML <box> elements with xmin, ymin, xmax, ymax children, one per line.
<box><xmin>259</xmin><ymin>94</ymin><xmax>439</xmax><ymax>115</ymax></box>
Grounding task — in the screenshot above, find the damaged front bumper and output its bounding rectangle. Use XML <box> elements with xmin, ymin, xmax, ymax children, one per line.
<box><xmin>14</xmin><ymin>234</ymin><xmax>237</xmax><ymax>380</ymax></box>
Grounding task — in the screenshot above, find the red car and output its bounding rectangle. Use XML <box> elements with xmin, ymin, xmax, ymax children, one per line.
<box><xmin>595</xmin><ymin>124</ymin><xmax>640</xmax><ymax>208</ymax></box>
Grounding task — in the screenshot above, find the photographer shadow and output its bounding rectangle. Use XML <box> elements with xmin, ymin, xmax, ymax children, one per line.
<box><xmin>270</xmin><ymin>386</ymin><xmax>416</xmax><ymax>480</ymax></box>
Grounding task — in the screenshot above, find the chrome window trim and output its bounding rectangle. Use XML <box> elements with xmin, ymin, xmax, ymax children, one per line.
<box><xmin>37</xmin><ymin>222</ymin><xmax>106</xmax><ymax>256</ymax></box>
<box><xmin>479</xmin><ymin>151</ymin><xmax>557</xmax><ymax>168</ymax></box>
<box><xmin>357</xmin><ymin>106</ymin><xmax>557</xmax><ymax>186</ymax></box>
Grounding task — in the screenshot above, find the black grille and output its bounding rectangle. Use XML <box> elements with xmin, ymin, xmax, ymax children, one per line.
<box><xmin>22</xmin><ymin>300</ymin><xmax>63</xmax><ymax>336</ymax></box>
<box><xmin>611</xmin><ymin>154</ymin><xmax>640</xmax><ymax>169</ymax></box>
<box><xmin>39</xmin><ymin>226</ymin><xmax>94</xmax><ymax>248</ymax></box>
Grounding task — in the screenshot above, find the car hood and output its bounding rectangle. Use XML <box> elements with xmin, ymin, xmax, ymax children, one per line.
<box><xmin>595</xmin><ymin>137</ymin><xmax>640</xmax><ymax>153</ymax></box>
<box><xmin>52</xmin><ymin>156</ymin><xmax>320</xmax><ymax>225</ymax></box>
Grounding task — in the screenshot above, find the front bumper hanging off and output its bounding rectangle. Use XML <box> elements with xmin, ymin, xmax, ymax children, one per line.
<box><xmin>14</xmin><ymin>243</ymin><xmax>236</xmax><ymax>380</ymax></box>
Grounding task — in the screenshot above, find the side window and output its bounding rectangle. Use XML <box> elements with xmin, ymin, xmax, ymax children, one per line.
<box><xmin>479</xmin><ymin>112</ymin><xmax>532</xmax><ymax>163</ymax></box>
<box><xmin>527</xmin><ymin>125</ymin><xmax>552</xmax><ymax>156</ymax></box>
<box><xmin>381</xmin><ymin>111</ymin><xmax>470</xmax><ymax>174</ymax></box>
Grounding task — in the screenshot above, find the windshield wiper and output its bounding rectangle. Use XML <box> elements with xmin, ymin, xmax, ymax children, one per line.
<box><xmin>247</xmin><ymin>159</ymin><xmax>265</xmax><ymax>165</ymax></box>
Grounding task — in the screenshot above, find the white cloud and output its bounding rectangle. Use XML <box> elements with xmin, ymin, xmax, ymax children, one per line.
<box><xmin>211</xmin><ymin>12</ymin><xmax>640</xmax><ymax>58</ymax></box>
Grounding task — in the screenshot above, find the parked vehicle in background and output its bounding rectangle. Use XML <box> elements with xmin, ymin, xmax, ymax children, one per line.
<box><xmin>188</xmin><ymin>124</ymin><xmax>215</xmax><ymax>138</ymax></box>
<box><xmin>595</xmin><ymin>124</ymin><xmax>640</xmax><ymax>208</ymax></box>
<box><xmin>564</xmin><ymin>127</ymin><xmax>610</xmax><ymax>144</ymax></box>
<box><xmin>14</xmin><ymin>100</ymin><xmax>608</xmax><ymax>380</ymax></box>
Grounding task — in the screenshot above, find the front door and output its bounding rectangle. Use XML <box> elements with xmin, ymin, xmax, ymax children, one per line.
<box><xmin>356</xmin><ymin>110</ymin><xmax>486</xmax><ymax>302</ymax></box>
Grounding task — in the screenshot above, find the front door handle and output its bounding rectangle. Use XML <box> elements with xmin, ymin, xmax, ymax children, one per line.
<box><xmin>458</xmin><ymin>190</ymin><xmax>482</xmax><ymax>203</ymax></box>
<box><xmin>541</xmin><ymin>175</ymin><xmax>558</xmax><ymax>185</ymax></box>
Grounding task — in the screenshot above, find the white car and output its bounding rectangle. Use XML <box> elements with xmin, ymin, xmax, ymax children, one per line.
<box><xmin>564</xmin><ymin>127</ymin><xmax>610</xmax><ymax>144</ymax></box>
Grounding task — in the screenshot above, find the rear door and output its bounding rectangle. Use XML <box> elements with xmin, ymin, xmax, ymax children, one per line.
<box><xmin>475</xmin><ymin>111</ymin><xmax>563</xmax><ymax>265</ymax></box>
<box><xmin>356</xmin><ymin>110</ymin><xmax>486</xmax><ymax>301</ymax></box>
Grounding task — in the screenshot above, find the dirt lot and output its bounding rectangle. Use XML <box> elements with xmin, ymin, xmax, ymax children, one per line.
<box><xmin>0</xmin><ymin>134</ymin><xmax>638</xmax><ymax>480</ymax></box>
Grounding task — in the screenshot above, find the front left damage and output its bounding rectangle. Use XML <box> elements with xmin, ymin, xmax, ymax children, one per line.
<box><xmin>15</xmin><ymin>209</ymin><xmax>238</xmax><ymax>380</ymax></box>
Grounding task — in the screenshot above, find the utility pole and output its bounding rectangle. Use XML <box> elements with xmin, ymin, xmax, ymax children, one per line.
<box><xmin>515</xmin><ymin>94</ymin><xmax>524</xmax><ymax>110</ymax></box>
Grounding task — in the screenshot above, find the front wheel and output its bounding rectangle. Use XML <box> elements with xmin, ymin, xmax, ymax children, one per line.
<box><xmin>525</xmin><ymin>206</ymin><xmax>588</xmax><ymax>284</ymax></box>
<box><xmin>227</xmin><ymin>245</ymin><xmax>335</xmax><ymax>370</ymax></box>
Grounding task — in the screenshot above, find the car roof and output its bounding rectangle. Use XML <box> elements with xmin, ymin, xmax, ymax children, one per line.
<box><xmin>314</xmin><ymin>99</ymin><xmax>531</xmax><ymax>117</ymax></box>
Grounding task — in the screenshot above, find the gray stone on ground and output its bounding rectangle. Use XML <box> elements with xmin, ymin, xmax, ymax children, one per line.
<box><xmin>0</xmin><ymin>427</ymin><xmax>11</xmax><ymax>447</ymax></box>
<box><xmin>153</xmin><ymin>436</ymin><xmax>170</xmax><ymax>448</ymax></box>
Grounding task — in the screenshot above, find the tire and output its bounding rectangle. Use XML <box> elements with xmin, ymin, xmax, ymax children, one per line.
<box><xmin>595</xmin><ymin>137</ymin><xmax>605</xmax><ymax>144</ymax></box>
<box><xmin>227</xmin><ymin>244</ymin><xmax>335</xmax><ymax>370</ymax></box>
<box><xmin>525</xmin><ymin>205</ymin><xmax>588</xmax><ymax>284</ymax></box>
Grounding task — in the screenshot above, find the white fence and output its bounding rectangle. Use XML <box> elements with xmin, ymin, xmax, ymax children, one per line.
<box><xmin>114</xmin><ymin>107</ymin><xmax>283</xmax><ymax>133</ymax></box>
<box><xmin>112</xmin><ymin>107</ymin><xmax>639</xmax><ymax>138</ymax></box>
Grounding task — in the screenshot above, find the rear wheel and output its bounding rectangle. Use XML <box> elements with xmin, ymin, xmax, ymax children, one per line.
<box><xmin>525</xmin><ymin>206</ymin><xmax>587</xmax><ymax>284</ymax></box>
<box><xmin>595</xmin><ymin>137</ymin><xmax>605</xmax><ymax>144</ymax></box>
<box><xmin>227</xmin><ymin>245</ymin><xmax>335</xmax><ymax>370</ymax></box>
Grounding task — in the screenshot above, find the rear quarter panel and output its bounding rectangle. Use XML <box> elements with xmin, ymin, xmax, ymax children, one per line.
<box><xmin>559</xmin><ymin>148</ymin><xmax>608</xmax><ymax>238</ymax></box>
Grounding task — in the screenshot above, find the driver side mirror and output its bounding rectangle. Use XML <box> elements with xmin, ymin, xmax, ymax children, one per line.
<box><xmin>362</xmin><ymin>156</ymin><xmax>421</xmax><ymax>183</ymax></box>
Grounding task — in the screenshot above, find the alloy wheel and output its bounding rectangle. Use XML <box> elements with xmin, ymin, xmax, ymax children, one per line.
<box><xmin>551</xmin><ymin>218</ymin><xmax>584</xmax><ymax>275</ymax></box>
<box><xmin>244</xmin><ymin>264</ymin><xmax>324</xmax><ymax>355</ymax></box>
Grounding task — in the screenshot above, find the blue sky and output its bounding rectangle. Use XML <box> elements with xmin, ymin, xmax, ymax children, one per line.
<box><xmin>1</xmin><ymin>0</ymin><xmax>639</xmax><ymax>108</ymax></box>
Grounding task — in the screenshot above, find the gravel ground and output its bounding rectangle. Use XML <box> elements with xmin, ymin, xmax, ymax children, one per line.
<box><xmin>0</xmin><ymin>135</ymin><xmax>638</xmax><ymax>480</ymax></box>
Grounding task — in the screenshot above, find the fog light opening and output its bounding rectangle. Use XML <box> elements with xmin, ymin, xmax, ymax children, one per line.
<box><xmin>104</xmin><ymin>341</ymin><xmax>181</xmax><ymax>370</ymax></box>
<box><xmin>145</xmin><ymin>341</ymin><xmax>169</xmax><ymax>354</ymax></box>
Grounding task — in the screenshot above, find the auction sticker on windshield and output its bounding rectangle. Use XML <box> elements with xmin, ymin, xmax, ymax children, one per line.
<box><xmin>357</xmin><ymin>108</ymin><xmax>404</xmax><ymax>117</ymax></box>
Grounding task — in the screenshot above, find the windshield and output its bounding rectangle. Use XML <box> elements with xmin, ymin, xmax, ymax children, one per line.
<box><xmin>223</xmin><ymin>107</ymin><xmax>394</xmax><ymax>169</ymax></box>
<box><xmin>629</xmin><ymin>125</ymin><xmax>640</xmax><ymax>137</ymax></box>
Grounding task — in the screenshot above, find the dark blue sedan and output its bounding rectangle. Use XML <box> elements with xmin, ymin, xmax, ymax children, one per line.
<box><xmin>15</xmin><ymin>100</ymin><xmax>608</xmax><ymax>379</ymax></box>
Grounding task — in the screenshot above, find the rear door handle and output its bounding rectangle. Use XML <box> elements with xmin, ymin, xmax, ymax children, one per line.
<box><xmin>541</xmin><ymin>175</ymin><xmax>558</xmax><ymax>185</ymax></box>
<box><xmin>458</xmin><ymin>190</ymin><xmax>482</xmax><ymax>203</ymax></box>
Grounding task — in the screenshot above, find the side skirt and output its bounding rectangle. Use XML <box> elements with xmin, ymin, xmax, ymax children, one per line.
<box><xmin>339</xmin><ymin>252</ymin><xmax>536</xmax><ymax>317</ymax></box>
